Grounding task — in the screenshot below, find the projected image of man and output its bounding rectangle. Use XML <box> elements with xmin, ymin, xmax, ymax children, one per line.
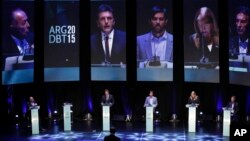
<box><xmin>91</xmin><ymin>4</ymin><xmax>126</xmax><ymax>65</ymax></box>
<box><xmin>2</xmin><ymin>8</ymin><xmax>34</xmax><ymax>71</ymax></box>
<box><xmin>137</xmin><ymin>5</ymin><xmax>173</xmax><ymax>66</ymax></box>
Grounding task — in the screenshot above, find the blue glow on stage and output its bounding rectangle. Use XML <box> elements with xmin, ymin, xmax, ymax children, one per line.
<box><xmin>28</xmin><ymin>131</ymin><xmax>229</xmax><ymax>141</ymax></box>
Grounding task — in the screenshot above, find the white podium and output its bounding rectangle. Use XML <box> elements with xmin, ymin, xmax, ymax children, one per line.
<box><xmin>63</xmin><ymin>103</ymin><xmax>72</xmax><ymax>131</ymax></box>
<box><xmin>223</xmin><ymin>107</ymin><xmax>232</xmax><ymax>136</ymax></box>
<box><xmin>30</xmin><ymin>106</ymin><xmax>40</xmax><ymax>135</ymax></box>
<box><xmin>186</xmin><ymin>104</ymin><xmax>198</xmax><ymax>132</ymax></box>
<box><xmin>146</xmin><ymin>106</ymin><xmax>154</xmax><ymax>132</ymax></box>
<box><xmin>102</xmin><ymin>105</ymin><xmax>110</xmax><ymax>131</ymax></box>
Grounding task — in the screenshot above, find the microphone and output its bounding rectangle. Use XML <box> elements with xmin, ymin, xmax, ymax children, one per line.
<box><xmin>199</xmin><ymin>33</ymin><xmax>209</xmax><ymax>63</ymax></box>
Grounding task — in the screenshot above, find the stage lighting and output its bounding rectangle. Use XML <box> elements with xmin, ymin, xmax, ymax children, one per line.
<box><xmin>84</xmin><ymin>113</ymin><xmax>92</xmax><ymax>120</ymax></box>
<box><xmin>246</xmin><ymin>115</ymin><xmax>250</xmax><ymax>123</ymax></box>
<box><xmin>216</xmin><ymin>115</ymin><xmax>221</xmax><ymax>122</ymax></box>
<box><xmin>155</xmin><ymin>111</ymin><xmax>161</xmax><ymax>122</ymax></box>
<box><xmin>54</xmin><ymin>110</ymin><xmax>58</xmax><ymax>114</ymax></box>
<box><xmin>125</xmin><ymin>114</ymin><xmax>132</xmax><ymax>122</ymax></box>
<box><xmin>170</xmin><ymin>114</ymin><xmax>179</xmax><ymax>122</ymax></box>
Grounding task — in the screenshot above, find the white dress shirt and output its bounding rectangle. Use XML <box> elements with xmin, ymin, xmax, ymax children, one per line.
<box><xmin>102</xmin><ymin>29</ymin><xmax>114</xmax><ymax>56</ymax></box>
<box><xmin>151</xmin><ymin>31</ymin><xmax>168</xmax><ymax>61</ymax></box>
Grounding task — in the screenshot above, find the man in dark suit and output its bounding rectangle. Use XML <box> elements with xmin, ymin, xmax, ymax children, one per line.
<box><xmin>91</xmin><ymin>4</ymin><xmax>126</xmax><ymax>65</ymax></box>
<box><xmin>101</xmin><ymin>89</ymin><xmax>114</xmax><ymax>106</ymax></box>
<box><xmin>2</xmin><ymin>8</ymin><xmax>34</xmax><ymax>70</ymax></box>
<box><xmin>229</xmin><ymin>6</ymin><xmax>250</xmax><ymax>58</ymax></box>
<box><xmin>104</xmin><ymin>127</ymin><xmax>121</xmax><ymax>141</ymax></box>
<box><xmin>227</xmin><ymin>96</ymin><xmax>239</xmax><ymax>122</ymax></box>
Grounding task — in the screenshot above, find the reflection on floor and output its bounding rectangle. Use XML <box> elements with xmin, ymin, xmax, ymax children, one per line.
<box><xmin>1</xmin><ymin>120</ymin><xmax>230</xmax><ymax>141</ymax></box>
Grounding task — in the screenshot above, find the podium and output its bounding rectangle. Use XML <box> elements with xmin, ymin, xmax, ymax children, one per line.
<box><xmin>30</xmin><ymin>106</ymin><xmax>40</xmax><ymax>135</ymax></box>
<box><xmin>186</xmin><ymin>104</ymin><xmax>198</xmax><ymax>132</ymax></box>
<box><xmin>63</xmin><ymin>103</ymin><xmax>72</xmax><ymax>131</ymax></box>
<box><xmin>146</xmin><ymin>106</ymin><xmax>154</xmax><ymax>132</ymax></box>
<box><xmin>102</xmin><ymin>105</ymin><xmax>110</xmax><ymax>131</ymax></box>
<box><xmin>223</xmin><ymin>107</ymin><xmax>232</xmax><ymax>136</ymax></box>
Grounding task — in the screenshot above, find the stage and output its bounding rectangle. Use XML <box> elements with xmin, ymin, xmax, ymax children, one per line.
<box><xmin>1</xmin><ymin>119</ymin><xmax>229</xmax><ymax>141</ymax></box>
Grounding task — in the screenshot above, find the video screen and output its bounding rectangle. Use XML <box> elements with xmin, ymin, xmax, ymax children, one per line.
<box><xmin>91</xmin><ymin>0</ymin><xmax>126</xmax><ymax>81</ymax></box>
<box><xmin>44</xmin><ymin>0</ymin><xmax>79</xmax><ymax>82</ymax></box>
<box><xmin>136</xmin><ymin>0</ymin><xmax>173</xmax><ymax>81</ymax></box>
<box><xmin>228</xmin><ymin>0</ymin><xmax>250</xmax><ymax>86</ymax></box>
<box><xmin>184</xmin><ymin>0</ymin><xmax>219</xmax><ymax>83</ymax></box>
<box><xmin>1</xmin><ymin>0</ymin><xmax>34</xmax><ymax>85</ymax></box>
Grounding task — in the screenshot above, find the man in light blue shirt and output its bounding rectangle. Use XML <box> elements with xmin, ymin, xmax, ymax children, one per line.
<box><xmin>137</xmin><ymin>5</ymin><xmax>173</xmax><ymax>63</ymax></box>
<box><xmin>144</xmin><ymin>90</ymin><xmax>158</xmax><ymax>108</ymax></box>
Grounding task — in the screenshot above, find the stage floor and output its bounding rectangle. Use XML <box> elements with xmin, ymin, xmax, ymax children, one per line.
<box><xmin>0</xmin><ymin>119</ymin><xmax>230</xmax><ymax>141</ymax></box>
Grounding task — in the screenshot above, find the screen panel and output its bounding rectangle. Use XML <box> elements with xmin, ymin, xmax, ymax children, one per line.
<box><xmin>2</xmin><ymin>0</ymin><xmax>34</xmax><ymax>85</ymax></box>
<box><xmin>90</xmin><ymin>0</ymin><xmax>126</xmax><ymax>81</ymax></box>
<box><xmin>229</xmin><ymin>0</ymin><xmax>250</xmax><ymax>86</ymax></box>
<box><xmin>136</xmin><ymin>0</ymin><xmax>173</xmax><ymax>81</ymax></box>
<box><xmin>44</xmin><ymin>0</ymin><xmax>79</xmax><ymax>82</ymax></box>
<box><xmin>184</xmin><ymin>0</ymin><xmax>219</xmax><ymax>83</ymax></box>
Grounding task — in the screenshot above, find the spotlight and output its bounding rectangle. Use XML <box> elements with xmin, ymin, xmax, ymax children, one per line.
<box><xmin>84</xmin><ymin>113</ymin><xmax>92</xmax><ymax>120</ymax></box>
<box><xmin>125</xmin><ymin>114</ymin><xmax>132</xmax><ymax>122</ymax></box>
<box><xmin>216</xmin><ymin>115</ymin><xmax>221</xmax><ymax>122</ymax></box>
<box><xmin>246</xmin><ymin>115</ymin><xmax>250</xmax><ymax>123</ymax></box>
<box><xmin>54</xmin><ymin>110</ymin><xmax>58</xmax><ymax>114</ymax></box>
<box><xmin>170</xmin><ymin>114</ymin><xmax>179</xmax><ymax>122</ymax></box>
<box><xmin>15</xmin><ymin>114</ymin><xmax>19</xmax><ymax>118</ymax></box>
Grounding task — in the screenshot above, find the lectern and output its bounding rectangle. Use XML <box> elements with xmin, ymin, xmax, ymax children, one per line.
<box><xmin>186</xmin><ymin>104</ymin><xmax>198</xmax><ymax>132</ymax></box>
<box><xmin>102</xmin><ymin>105</ymin><xmax>110</xmax><ymax>131</ymax></box>
<box><xmin>30</xmin><ymin>106</ymin><xmax>40</xmax><ymax>135</ymax></box>
<box><xmin>223</xmin><ymin>107</ymin><xmax>232</xmax><ymax>136</ymax></box>
<box><xmin>63</xmin><ymin>103</ymin><xmax>72</xmax><ymax>131</ymax></box>
<box><xmin>146</xmin><ymin>106</ymin><xmax>154</xmax><ymax>132</ymax></box>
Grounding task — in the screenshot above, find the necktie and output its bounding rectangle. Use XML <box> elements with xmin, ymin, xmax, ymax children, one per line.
<box><xmin>105</xmin><ymin>35</ymin><xmax>110</xmax><ymax>62</ymax></box>
<box><xmin>239</xmin><ymin>41</ymin><xmax>248</xmax><ymax>49</ymax></box>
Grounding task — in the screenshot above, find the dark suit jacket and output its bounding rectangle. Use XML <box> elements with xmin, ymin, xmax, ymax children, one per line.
<box><xmin>227</xmin><ymin>102</ymin><xmax>239</xmax><ymax>116</ymax></box>
<box><xmin>91</xmin><ymin>30</ymin><xmax>126</xmax><ymax>64</ymax></box>
<box><xmin>2</xmin><ymin>33</ymin><xmax>34</xmax><ymax>70</ymax></box>
<box><xmin>102</xmin><ymin>94</ymin><xmax>114</xmax><ymax>106</ymax></box>
<box><xmin>184</xmin><ymin>34</ymin><xmax>219</xmax><ymax>63</ymax></box>
<box><xmin>229</xmin><ymin>36</ymin><xmax>250</xmax><ymax>58</ymax></box>
<box><xmin>104</xmin><ymin>134</ymin><xmax>121</xmax><ymax>141</ymax></box>
<box><xmin>188</xmin><ymin>97</ymin><xmax>200</xmax><ymax>105</ymax></box>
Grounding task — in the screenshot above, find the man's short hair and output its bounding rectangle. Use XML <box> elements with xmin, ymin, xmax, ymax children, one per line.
<box><xmin>97</xmin><ymin>4</ymin><xmax>113</xmax><ymax>18</ymax></box>
<box><xmin>110</xmin><ymin>127</ymin><xmax>116</xmax><ymax>134</ymax></box>
<box><xmin>236</xmin><ymin>6</ymin><xmax>250</xmax><ymax>16</ymax></box>
<box><xmin>150</xmin><ymin>5</ymin><xmax>168</xmax><ymax>19</ymax></box>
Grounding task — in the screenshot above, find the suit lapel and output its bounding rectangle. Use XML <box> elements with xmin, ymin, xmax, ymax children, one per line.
<box><xmin>145</xmin><ymin>33</ymin><xmax>153</xmax><ymax>59</ymax></box>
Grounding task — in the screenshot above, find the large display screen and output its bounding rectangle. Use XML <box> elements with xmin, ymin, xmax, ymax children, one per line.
<box><xmin>90</xmin><ymin>0</ymin><xmax>126</xmax><ymax>81</ymax></box>
<box><xmin>2</xmin><ymin>0</ymin><xmax>34</xmax><ymax>85</ymax></box>
<box><xmin>44</xmin><ymin>0</ymin><xmax>79</xmax><ymax>82</ymax></box>
<box><xmin>229</xmin><ymin>0</ymin><xmax>250</xmax><ymax>86</ymax></box>
<box><xmin>184</xmin><ymin>0</ymin><xmax>220</xmax><ymax>83</ymax></box>
<box><xmin>136</xmin><ymin>0</ymin><xmax>173</xmax><ymax>81</ymax></box>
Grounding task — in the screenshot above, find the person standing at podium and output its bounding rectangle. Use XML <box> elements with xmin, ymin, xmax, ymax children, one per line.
<box><xmin>28</xmin><ymin>96</ymin><xmax>37</xmax><ymax>109</ymax></box>
<box><xmin>188</xmin><ymin>91</ymin><xmax>200</xmax><ymax>121</ymax></box>
<box><xmin>188</xmin><ymin>91</ymin><xmax>200</xmax><ymax>106</ymax></box>
<box><xmin>144</xmin><ymin>90</ymin><xmax>158</xmax><ymax>108</ymax></box>
<box><xmin>227</xmin><ymin>96</ymin><xmax>239</xmax><ymax>122</ymax></box>
<box><xmin>91</xmin><ymin>4</ymin><xmax>126</xmax><ymax>64</ymax></box>
<box><xmin>2</xmin><ymin>8</ymin><xmax>34</xmax><ymax>70</ymax></box>
<box><xmin>229</xmin><ymin>6</ymin><xmax>250</xmax><ymax>58</ymax></box>
<box><xmin>101</xmin><ymin>89</ymin><xmax>114</xmax><ymax>106</ymax></box>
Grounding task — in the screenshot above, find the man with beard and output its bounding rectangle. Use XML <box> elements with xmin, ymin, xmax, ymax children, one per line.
<box><xmin>229</xmin><ymin>6</ymin><xmax>250</xmax><ymax>58</ymax></box>
<box><xmin>91</xmin><ymin>4</ymin><xmax>126</xmax><ymax>65</ymax></box>
<box><xmin>2</xmin><ymin>8</ymin><xmax>34</xmax><ymax>70</ymax></box>
<box><xmin>137</xmin><ymin>5</ymin><xmax>173</xmax><ymax>63</ymax></box>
